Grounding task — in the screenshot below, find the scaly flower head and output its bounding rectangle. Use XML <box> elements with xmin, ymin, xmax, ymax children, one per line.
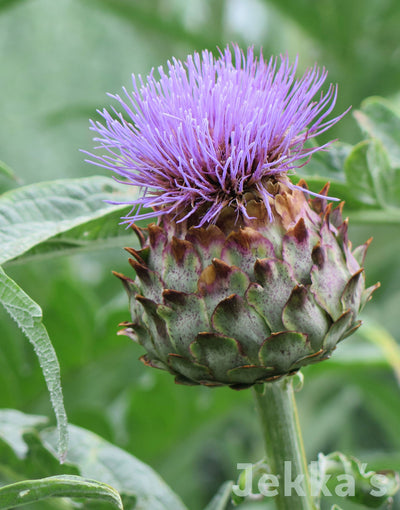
<box><xmin>88</xmin><ymin>46</ymin><xmax>378</xmax><ymax>389</ymax></box>
<box><xmin>88</xmin><ymin>45</ymin><xmax>344</xmax><ymax>226</ymax></box>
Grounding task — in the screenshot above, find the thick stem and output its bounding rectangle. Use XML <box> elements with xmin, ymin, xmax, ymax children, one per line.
<box><xmin>253</xmin><ymin>376</ymin><xmax>315</xmax><ymax>510</ymax></box>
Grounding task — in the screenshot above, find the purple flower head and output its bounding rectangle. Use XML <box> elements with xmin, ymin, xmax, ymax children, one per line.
<box><xmin>87</xmin><ymin>45</ymin><xmax>346</xmax><ymax>227</ymax></box>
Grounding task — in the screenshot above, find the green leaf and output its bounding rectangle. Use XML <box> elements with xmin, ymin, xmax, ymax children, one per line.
<box><xmin>297</xmin><ymin>141</ymin><xmax>352</xmax><ymax>180</ymax></box>
<box><xmin>0</xmin><ymin>410</ymin><xmax>48</xmax><ymax>459</ymax></box>
<box><xmin>10</xmin><ymin>208</ymin><xmax>141</xmax><ymax>265</ymax></box>
<box><xmin>203</xmin><ymin>481</ymin><xmax>233</xmax><ymax>510</ymax></box>
<box><xmin>366</xmin><ymin>139</ymin><xmax>395</xmax><ymax>206</ymax></box>
<box><xmin>0</xmin><ymin>409</ymin><xmax>189</xmax><ymax>510</ymax></box>
<box><xmin>296</xmin><ymin>131</ymin><xmax>400</xmax><ymax>213</ymax></box>
<box><xmin>0</xmin><ymin>176</ymin><xmax>135</xmax><ymax>265</ymax></box>
<box><xmin>344</xmin><ymin>137</ymin><xmax>398</xmax><ymax>208</ymax></box>
<box><xmin>354</xmin><ymin>97</ymin><xmax>400</xmax><ymax>168</ymax></box>
<box><xmin>0</xmin><ymin>267</ymin><xmax>68</xmax><ymax>461</ymax></box>
<box><xmin>0</xmin><ymin>475</ymin><xmax>123</xmax><ymax>509</ymax></box>
<box><xmin>41</xmin><ymin>423</ymin><xmax>188</xmax><ymax>510</ymax></box>
<box><xmin>344</xmin><ymin>140</ymin><xmax>378</xmax><ymax>206</ymax></box>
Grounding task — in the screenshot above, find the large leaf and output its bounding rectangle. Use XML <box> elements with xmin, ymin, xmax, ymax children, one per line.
<box><xmin>0</xmin><ymin>475</ymin><xmax>123</xmax><ymax>509</ymax></box>
<box><xmin>0</xmin><ymin>176</ymin><xmax>135</xmax><ymax>265</ymax></box>
<box><xmin>41</xmin><ymin>424</ymin><xmax>188</xmax><ymax>510</ymax></box>
<box><xmin>0</xmin><ymin>268</ymin><xmax>68</xmax><ymax>461</ymax></box>
<box><xmin>10</xmin><ymin>208</ymin><xmax>140</xmax><ymax>265</ymax></box>
<box><xmin>298</xmin><ymin>98</ymin><xmax>400</xmax><ymax>215</ymax></box>
<box><xmin>0</xmin><ymin>410</ymin><xmax>48</xmax><ymax>459</ymax></box>
<box><xmin>0</xmin><ymin>410</ymin><xmax>188</xmax><ymax>510</ymax></box>
<box><xmin>295</xmin><ymin>139</ymin><xmax>396</xmax><ymax>212</ymax></box>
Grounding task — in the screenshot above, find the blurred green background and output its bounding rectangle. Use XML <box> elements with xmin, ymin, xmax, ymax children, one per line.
<box><xmin>1</xmin><ymin>1</ymin><xmax>399</xmax><ymax>509</ymax></box>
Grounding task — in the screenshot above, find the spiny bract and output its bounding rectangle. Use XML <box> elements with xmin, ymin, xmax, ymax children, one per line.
<box><xmin>115</xmin><ymin>180</ymin><xmax>378</xmax><ymax>389</ymax></box>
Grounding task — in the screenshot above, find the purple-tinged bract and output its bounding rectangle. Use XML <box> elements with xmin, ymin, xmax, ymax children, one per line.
<box><xmin>88</xmin><ymin>45</ymin><xmax>345</xmax><ymax>227</ymax></box>
<box><xmin>90</xmin><ymin>46</ymin><xmax>379</xmax><ymax>388</ymax></box>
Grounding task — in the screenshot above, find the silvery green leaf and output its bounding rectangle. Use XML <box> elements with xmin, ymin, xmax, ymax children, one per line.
<box><xmin>0</xmin><ymin>176</ymin><xmax>135</xmax><ymax>265</ymax></box>
<box><xmin>0</xmin><ymin>268</ymin><xmax>68</xmax><ymax>461</ymax></box>
<box><xmin>41</xmin><ymin>424</ymin><xmax>188</xmax><ymax>510</ymax></box>
<box><xmin>0</xmin><ymin>410</ymin><xmax>48</xmax><ymax>459</ymax></box>
<box><xmin>0</xmin><ymin>475</ymin><xmax>123</xmax><ymax>509</ymax></box>
<box><xmin>0</xmin><ymin>410</ymin><xmax>188</xmax><ymax>510</ymax></box>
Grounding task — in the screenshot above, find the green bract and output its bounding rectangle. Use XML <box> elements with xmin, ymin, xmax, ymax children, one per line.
<box><xmin>117</xmin><ymin>180</ymin><xmax>378</xmax><ymax>389</ymax></box>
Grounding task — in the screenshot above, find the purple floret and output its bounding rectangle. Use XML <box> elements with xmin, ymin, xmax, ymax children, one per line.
<box><xmin>87</xmin><ymin>45</ymin><xmax>346</xmax><ymax>226</ymax></box>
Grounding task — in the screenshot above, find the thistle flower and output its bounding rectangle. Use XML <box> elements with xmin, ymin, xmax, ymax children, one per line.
<box><xmin>88</xmin><ymin>45</ymin><xmax>378</xmax><ymax>389</ymax></box>
<box><xmin>88</xmin><ymin>45</ymin><xmax>343</xmax><ymax>225</ymax></box>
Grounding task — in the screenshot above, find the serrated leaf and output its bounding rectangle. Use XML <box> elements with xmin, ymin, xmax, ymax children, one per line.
<box><xmin>0</xmin><ymin>475</ymin><xmax>123</xmax><ymax>509</ymax></box>
<box><xmin>203</xmin><ymin>481</ymin><xmax>233</xmax><ymax>510</ymax></box>
<box><xmin>0</xmin><ymin>267</ymin><xmax>68</xmax><ymax>461</ymax></box>
<box><xmin>0</xmin><ymin>176</ymin><xmax>135</xmax><ymax>265</ymax></box>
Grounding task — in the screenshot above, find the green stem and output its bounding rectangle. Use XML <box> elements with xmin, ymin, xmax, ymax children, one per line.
<box><xmin>253</xmin><ymin>376</ymin><xmax>316</xmax><ymax>510</ymax></box>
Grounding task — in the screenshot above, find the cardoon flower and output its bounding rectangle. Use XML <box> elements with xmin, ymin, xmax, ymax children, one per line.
<box><xmin>88</xmin><ymin>45</ymin><xmax>378</xmax><ymax>389</ymax></box>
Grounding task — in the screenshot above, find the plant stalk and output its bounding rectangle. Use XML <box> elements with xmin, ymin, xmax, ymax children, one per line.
<box><xmin>253</xmin><ymin>376</ymin><xmax>315</xmax><ymax>510</ymax></box>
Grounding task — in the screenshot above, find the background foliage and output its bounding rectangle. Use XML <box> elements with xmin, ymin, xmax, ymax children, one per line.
<box><xmin>0</xmin><ymin>1</ymin><xmax>399</xmax><ymax>509</ymax></box>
